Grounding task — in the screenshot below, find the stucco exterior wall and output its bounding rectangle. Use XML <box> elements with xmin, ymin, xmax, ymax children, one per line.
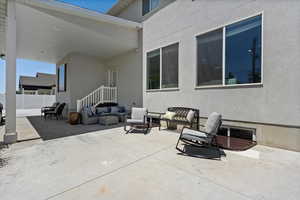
<box><xmin>56</xmin><ymin>53</ymin><xmax>106</xmax><ymax>112</ymax></box>
<box><xmin>116</xmin><ymin>0</ymin><xmax>176</xmax><ymax>22</ymax></box>
<box><xmin>142</xmin><ymin>0</ymin><xmax>300</xmax><ymax>127</ymax></box>
<box><xmin>105</xmin><ymin>30</ymin><xmax>143</xmax><ymax>108</ymax></box>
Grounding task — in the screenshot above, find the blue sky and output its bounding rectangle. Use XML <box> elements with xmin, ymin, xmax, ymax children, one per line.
<box><xmin>0</xmin><ymin>0</ymin><xmax>117</xmax><ymax>93</ymax></box>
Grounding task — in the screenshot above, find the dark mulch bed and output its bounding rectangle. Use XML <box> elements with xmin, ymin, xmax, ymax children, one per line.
<box><xmin>27</xmin><ymin>116</ymin><xmax>123</xmax><ymax>141</ymax></box>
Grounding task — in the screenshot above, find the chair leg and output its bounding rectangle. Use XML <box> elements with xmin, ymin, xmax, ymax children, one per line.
<box><xmin>175</xmin><ymin>138</ymin><xmax>184</xmax><ymax>152</ymax></box>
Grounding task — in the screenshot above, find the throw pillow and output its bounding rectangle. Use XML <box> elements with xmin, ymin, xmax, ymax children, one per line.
<box><xmin>85</xmin><ymin>107</ymin><xmax>93</xmax><ymax>117</ymax></box>
<box><xmin>91</xmin><ymin>106</ymin><xmax>96</xmax><ymax>115</ymax></box>
<box><xmin>96</xmin><ymin>107</ymin><xmax>108</xmax><ymax>114</ymax></box>
<box><xmin>186</xmin><ymin>110</ymin><xmax>195</xmax><ymax>123</ymax></box>
<box><xmin>162</xmin><ymin>111</ymin><xmax>176</xmax><ymax>120</ymax></box>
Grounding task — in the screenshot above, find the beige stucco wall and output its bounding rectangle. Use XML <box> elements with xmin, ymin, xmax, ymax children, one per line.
<box><xmin>56</xmin><ymin>53</ymin><xmax>106</xmax><ymax>112</ymax></box>
<box><xmin>105</xmin><ymin>30</ymin><xmax>143</xmax><ymax>108</ymax></box>
<box><xmin>142</xmin><ymin>0</ymin><xmax>300</xmax><ymax>127</ymax></box>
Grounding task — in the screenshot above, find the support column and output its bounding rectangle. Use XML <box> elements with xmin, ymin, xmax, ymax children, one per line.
<box><xmin>4</xmin><ymin>0</ymin><xmax>17</xmax><ymax>144</ymax></box>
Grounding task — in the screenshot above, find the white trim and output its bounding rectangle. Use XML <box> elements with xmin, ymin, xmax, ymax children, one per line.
<box><xmin>222</xmin><ymin>27</ymin><xmax>226</xmax><ymax>86</ymax></box>
<box><xmin>261</xmin><ymin>11</ymin><xmax>264</xmax><ymax>85</ymax></box>
<box><xmin>195</xmin><ymin>83</ymin><xmax>263</xmax><ymax>90</ymax></box>
<box><xmin>17</xmin><ymin>0</ymin><xmax>142</xmax><ymax>29</ymax></box>
<box><xmin>146</xmin><ymin>88</ymin><xmax>179</xmax><ymax>93</ymax></box>
<box><xmin>194</xmin><ymin>11</ymin><xmax>264</xmax><ymax>38</ymax></box>
<box><xmin>159</xmin><ymin>48</ymin><xmax>162</xmax><ymax>89</ymax></box>
<box><xmin>195</xmin><ymin>12</ymin><xmax>264</xmax><ymax>88</ymax></box>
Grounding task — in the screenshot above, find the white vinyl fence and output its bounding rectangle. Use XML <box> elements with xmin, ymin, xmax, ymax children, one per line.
<box><xmin>0</xmin><ymin>93</ymin><xmax>56</xmax><ymax>109</ymax></box>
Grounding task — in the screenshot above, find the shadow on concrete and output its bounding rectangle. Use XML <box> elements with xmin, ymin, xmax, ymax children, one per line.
<box><xmin>0</xmin><ymin>142</ymin><xmax>9</xmax><ymax>168</ymax></box>
<box><xmin>27</xmin><ymin>116</ymin><xmax>124</xmax><ymax>141</ymax></box>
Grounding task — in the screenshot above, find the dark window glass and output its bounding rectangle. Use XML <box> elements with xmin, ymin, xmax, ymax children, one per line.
<box><xmin>225</xmin><ymin>15</ymin><xmax>262</xmax><ymax>85</ymax></box>
<box><xmin>230</xmin><ymin>128</ymin><xmax>254</xmax><ymax>140</ymax></box>
<box><xmin>147</xmin><ymin>49</ymin><xmax>160</xmax><ymax>90</ymax></box>
<box><xmin>151</xmin><ymin>0</ymin><xmax>160</xmax><ymax>10</ymax></box>
<box><xmin>162</xmin><ymin>43</ymin><xmax>179</xmax><ymax>88</ymax></box>
<box><xmin>58</xmin><ymin>64</ymin><xmax>66</xmax><ymax>92</ymax></box>
<box><xmin>142</xmin><ymin>0</ymin><xmax>150</xmax><ymax>16</ymax></box>
<box><xmin>143</xmin><ymin>0</ymin><xmax>159</xmax><ymax>16</ymax></box>
<box><xmin>197</xmin><ymin>29</ymin><xmax>223</xmax><ymax>86</ymax></box>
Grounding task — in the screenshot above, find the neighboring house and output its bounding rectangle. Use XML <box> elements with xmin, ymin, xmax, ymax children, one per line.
<box><xmin>19</xmin><ymin>73</ymin><xmax>56</xmax><ymax>95</ymax></box>
<box><xmin>0</xmin><ymin>0</ymin><xmax>299</xmax><ymax>151</ymax></box>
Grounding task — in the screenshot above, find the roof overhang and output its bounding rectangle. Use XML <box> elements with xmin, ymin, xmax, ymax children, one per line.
<box><xmin>107</xmin><ymin>0</ymin><xmax>136</xmax><ymax>16</ymax></box>
<box><xmin>0</xmin><ymin>0</ymin><xmax>142</xmax><ymax>63</ymax></box>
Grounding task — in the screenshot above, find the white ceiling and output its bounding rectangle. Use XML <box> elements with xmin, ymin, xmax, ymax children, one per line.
<box><xmin>1</xmin><ymin>0</ymin><xmax>142</xmax><ymax>64</ymax></box>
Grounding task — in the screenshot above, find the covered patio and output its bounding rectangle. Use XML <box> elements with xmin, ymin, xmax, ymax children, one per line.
<box><xmin>0</xmin><ymin>0</ymin><xmax>142</xmax><ymax>143</ymax></box>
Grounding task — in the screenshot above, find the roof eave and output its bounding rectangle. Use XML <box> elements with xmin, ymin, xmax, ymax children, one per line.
<box><xmin>17</xmin><ymin>0</ymin><xmax>142</xmax><ymax>29</ymax></box>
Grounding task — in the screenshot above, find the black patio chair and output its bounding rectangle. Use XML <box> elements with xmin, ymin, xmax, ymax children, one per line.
<box><xmin>176</xmin><ymin>112</ymin><xmax>222</xmax><ymax>159</ymax></box>
<box><xmin>44</xmin><ymin>103</ymin><xmax>66</xmax><ymax>120</ymax></box>
<box><xmin>41</xmin><ymin>102</ymin><xmax>60</xmax><ymax>118</ymax></box>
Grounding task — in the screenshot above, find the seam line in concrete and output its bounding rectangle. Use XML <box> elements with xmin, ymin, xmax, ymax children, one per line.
<box><xmin>45</xmin><ymin>143</ymin><xmax>174</xmax><ymax>200</ymax></box>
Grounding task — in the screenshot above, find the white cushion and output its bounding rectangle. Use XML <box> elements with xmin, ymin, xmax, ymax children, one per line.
<box><xmin>182</xmin><ymin>128</ymin><xmax>207</xmax><ymax>138</ymax></box>
<box><xmin>186</xmin><ymin>110</ymin><xmax>195</xmax><ymax>123</ymax></box>
<box><xmin>127</xmin><ymin>119</ymin><xmax>144</xmax><ymax>124</ymax></box>
<box><xmin>205</xmin><ymin>112</ymin><xmax>222</xmax><ymax>135</ymax></box>
<box><xmin>162</xmin><ymin>111</ymin><xmax>176</xmax><ymax>120</ymax></box>
<box><xmin>131</xmin><ymin>107</ymin><xmax>147</xmax><ymax>120</ymax></box>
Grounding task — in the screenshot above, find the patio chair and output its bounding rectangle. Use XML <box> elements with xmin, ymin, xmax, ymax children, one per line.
<box><xmin>41</xmin><ymin>102</ymin><xmax>60</xmax><ymax>118</ymax></box>
<box><xmin>176</xmin><ymin>112</ymin><xmax>222</xmax><ymax>158</ymax></box>
<box><xmin>44</xmin><ymin>103</ymin><xmax>66</xmax><ymax>120</ymax></box>
<box><xmin>124</xmin><ymin>107</ymin><xmax>149</xmax><ymax>134</ymax></box>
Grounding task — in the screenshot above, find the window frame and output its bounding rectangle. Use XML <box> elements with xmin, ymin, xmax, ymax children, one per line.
<box><xmin>146</xmin><ymin>42</ymin><xmax>180</xmax><ymax>92</ymax></box>
<box><xmin>57</xmin><ymin>64</ymin><xmax>67</xmax><ymax>92</ymax></box>
<box><xmin>195</xmin><ymin>12</ymin><xmax>264</xmax><ymax>89</ymax></box>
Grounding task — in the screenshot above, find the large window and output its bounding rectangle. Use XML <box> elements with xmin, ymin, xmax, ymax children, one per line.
<box><xmin>147</xmin><ymin>43</ymin><xmax>179</xmax><ymax>90</ymax></box>
<box><xmin>143</xmin><ymin>0</ymin><xmax>160</xmax><ymax>16</ymax></box>
<box><xmin>58</xmin><ymin>64</ymin><xmax>67</xmax><ymax>92</ymax></box>
<box><xmin>196</xmin><ymin>14</ymin><xmax>262</xmax><ymax>87</ymax></box>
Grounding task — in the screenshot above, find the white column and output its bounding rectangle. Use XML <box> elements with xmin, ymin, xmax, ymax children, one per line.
<box><xmin>4</xmin><ymin>0</ymin><xmax>17</xmax><ymax>144</ymax></box>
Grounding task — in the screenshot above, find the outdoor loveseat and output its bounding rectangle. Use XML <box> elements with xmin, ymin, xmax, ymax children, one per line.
<box><xmin>81</xmin><ymin>105</ymin><xmax>128</xmax><ymax>125</ymax></box>
<box><xmin>161</xmin><ymin>107</ymin><xmax>200</xmax><ymax>130</ymax></box>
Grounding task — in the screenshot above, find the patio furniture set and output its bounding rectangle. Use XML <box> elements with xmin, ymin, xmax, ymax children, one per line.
<box><xmin>41</xmin><ymin>102</ymin><xmax>223</xmax><ymax>158</ymax></box>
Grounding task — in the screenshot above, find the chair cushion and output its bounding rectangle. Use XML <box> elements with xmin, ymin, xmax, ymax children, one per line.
<box><xmin>84</xmin><ymin>107</ymin><xmax>94</xmax><ymax>117</ymax></box>
<box><xmin>162</xmin><ymin>111</ymin><xmax>176</xmax><ymax>120</ymax></box>
<box><xmin>96</xmin><ymin>107</ymin><xmax>108</xmax><ymax>114</ymax></box>
<box><xmin>182</xmin><ymin>128</ymin><xmax>207</xmax><ymax>138</ymax></box>
<box><xmin>205</xmin><ymin>112</ymin><xmax>222</xmax><ymax>135</ymax></box>
<box><xmin>126</xmin><ymin>119</ymin><xmax>144</xmax><ymax>124</ymax></box>
<box><xmin>186</xmin><ymin>110</ymin><xmax>195</xmax><ymax>123</ymax></box>
<box><xmin>131</xmin><ymin>107</ymin><xmax>147</xmax><ymax>120</ymax></box>
<box><xmin>111</xmin><ymin>106</ymin><xmax>120</xmax><ymax>114</ymax></box>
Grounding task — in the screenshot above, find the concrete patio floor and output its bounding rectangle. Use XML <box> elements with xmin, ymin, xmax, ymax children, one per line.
<box><xmin>0</xmin><ymin>127</ymin><xmax>300</xmax><ymax>200</ymax></box>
